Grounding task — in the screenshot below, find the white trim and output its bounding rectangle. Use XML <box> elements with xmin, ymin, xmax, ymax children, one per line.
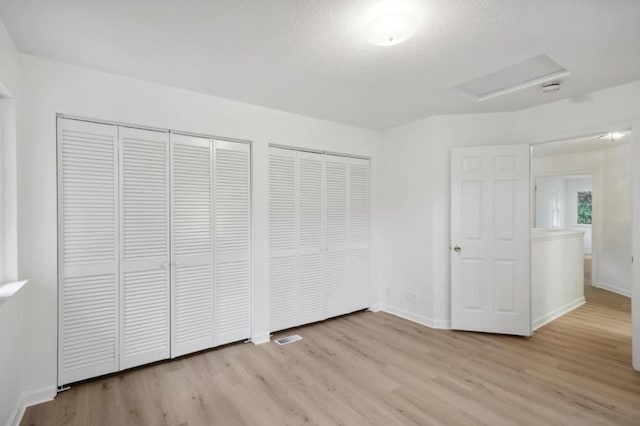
<box><xmin>56</xmin><ymin>114</ymin><xmax>252</xmax><ymax>145</ymax></box>
<box><xmin>0</xmin><ymin>81</ymin><xmax>11</xmax><ymax>98</ymax></box>
<box><xmin>431</xmin><ymin>318</ymin><xmax>452</xmax><ymax>329</ymax></box>
<box><xmin>368</xmin><ymin>304</ymin><xmax>381</xmax><ymax>312</ymax></box>
<box><xmin>0</xmin><ymin>280</ymin><xmax>27</xmax><ymax>306</ymax></box>
<box><xmin>251</xmin><ymin>332</ymin><xmax>271</xmax><ymax>345</ymax></box>
<box><xmin>268</xmin><ymin>143</ymin><xmax>370</xmax><ymax>160</ymax></box>
<box><xmin>632</xmin><ymin>123</ymin><xmax>640</xmax><ymax>372</ymax></box>
<box><xmin>593</xmin><ymin>282</ymin><xmax>632</xmax><ymax>298</ymax></box>
<box><xmin>532</xmin><ymin>296</ymin><xmax>586</xmax><ymax>331</ymax></box>
<box><xmin>473</xmin><ymin>70</ymin><xmax>571</xmax><ymax>102</ymax></box>
<box><xmin>6</xmin><ymin>386</ymin><xmax>56</xmax><ymax>426</ymax></box>
<box><xmin>379</xmin><ymin>305</ymin><xmax>451</xmax><ymax>329</ymax></box>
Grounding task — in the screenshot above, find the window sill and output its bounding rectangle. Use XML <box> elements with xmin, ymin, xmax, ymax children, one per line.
<box><xmin>0</xmin><ymin>280</ymin><xmax>28</xmax><ymax>307</ymax></box>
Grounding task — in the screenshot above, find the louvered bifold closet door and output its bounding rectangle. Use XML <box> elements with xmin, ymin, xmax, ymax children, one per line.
<box><xmin>119</xmin><ymin>127</ymin><xmax>171</xmax><ymax>370</ymax></box>
<box><xmin>58</xmin><ymin>118</ymin><xmax>119</xmax><ymax>386</ymax></box>
<box><xmin>268</xmin><ymin>147</ymin><xmax>298</xmax><ymax>331</ymax></box>
<box><xmin>324</xmin><ymin>154</ymin><xmax>349</xmax><ymax>318</ymax></box>
<box><xmin>214</xmin><ymin>140</ymin><xmax>251</xmax><ymax>345</ymax></box>
<box><xmin>297</xmin><ymin>151</ymin><xmax>325</xmax><ymax>325</ymax></box>
<box><xmin>348</xmin><ymin>158</ymin><xmax>370</xmax><ymax>311</ymax></box>
<box><xmin>170</xmin><ymin>134</ymin><xmax>214</xmax><ymax>357</ymax></box>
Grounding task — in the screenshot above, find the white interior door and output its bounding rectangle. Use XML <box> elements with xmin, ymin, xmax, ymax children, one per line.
<box><xmin>119</xmin><ymin>127</ymin><xmax>171</xmax><ymax>369</ymax></box>
<box><xmin>450</xmin><ymin>144</ymin><xmax>531</xmax><ymax>336</ymax></box>
<box><xmin>58</xmin><ymin>118</ymin><xmax>119</xmax><ymax>385</ymax></box>
<box><xmin>170</xmin><ymin>133</ymin><xmax>214</xmax><ymax>357</ymax></box>
<box><xmin>214</xmin><ymin>140</ymin><xmax>251</xmax><ymax>345</ymax></box>
<box><xmin>324</xmin><ymin>154</ymin><xmax>349</xmax><ymax>318</ymax></box>
<box><xmin>268</xmin><ymin>147</ymin><xmax>298</xmax><ymax>331</ymax></box>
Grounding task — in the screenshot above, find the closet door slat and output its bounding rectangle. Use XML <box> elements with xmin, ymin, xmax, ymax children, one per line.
<box><xmin>324</xmin><ymin>155</ymin><xmax>349</xmax><ymax>318</ymax></box>
<box><xmin>170</xmin><ymin>134</ymin><xmax>215</xmax><ymax>357</ymax></box>
<box><xmin>214</xmin><ymin>140</ymin><xmax>251</xmax><ymax>345</ymax></box>
<box><xmin>348</xmin><ymin>158</ymin><xmax>370</xmax><ymax>311</ymax></box>
<box><xmin>119</xmin><ymin>127</ymin><xmax>171</xmax><ymax>370</ymax></box>
<box><xmin>58</xmin><ymin>118</ymin><xmax>119</xmax><ymax>385</ymax></box>
<box><xmin>297</xmin><ymin>151</ymin><xmax>325</xmax><ymax>325</ymax></box>
<box><xmin>268</xmin><ymin>147</ymin><xmax>298</xmax><ymax>331</ymax></box>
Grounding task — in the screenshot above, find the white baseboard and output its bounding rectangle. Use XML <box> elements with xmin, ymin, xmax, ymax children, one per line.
<box><xmin>431</xmin><ymin>318</ymin><xmax>452</xmax><ymax>329</ymax></box>
<box><xmin>368</xmin><ymin>304</ymin><xmax>381</xmax><ymax>312</ymax></box>
<box><xmin>251</xmin><ymin>332</ymin><xmax>270</xmax><ymax>345</ymax></box>
<box><xmin>593</xmin><ymin>282</ymin><xmax>632</xmax><ymax>298</ymax></box>
<box><xmin>6</xmin><ymin>385</ymin><xmax>56</xmax><ymax>426</ymax></box>
<box><xmin>379</xmin><ymin>305</ymin><xmax>451</xmax><ymax>330</ymax></box>
<box><xmin>532</xmin><ymin>296</ymin><xmax>586</xmax><ymax>331</ymax></box>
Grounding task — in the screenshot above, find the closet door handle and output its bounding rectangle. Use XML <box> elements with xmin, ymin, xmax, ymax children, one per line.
<box><xmin>161</xmin><ymin>261</ymin><xmax>170</xmax><ymax>270</ymax></box>
<box><xmin>173</xmin><ymin>260</ymin><xmax>182</xmax><ymax>266</ymax></box>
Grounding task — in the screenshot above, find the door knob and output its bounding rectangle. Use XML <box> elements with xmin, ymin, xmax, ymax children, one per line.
<box><xmin>161</xmin><ymin>261</ymin><xmax>169</xmax><ymax>269</ymax></box>
<box><xmin>452</xmin><ymin>245</ymin><xmax>462</xmax><ymax>253</ymax></box>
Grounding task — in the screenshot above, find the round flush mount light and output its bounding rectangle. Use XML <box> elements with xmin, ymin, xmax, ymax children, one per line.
<box><xmin>365</xmin><ymin>12</ymin><xmax>418</xmax><ymax>46</ymax></box>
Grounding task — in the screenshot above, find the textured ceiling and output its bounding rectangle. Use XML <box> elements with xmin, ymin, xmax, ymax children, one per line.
<box><xmin>1</xmin><ymin>0</ymin><xmax>639</xmax><ymax>129</ymax></box>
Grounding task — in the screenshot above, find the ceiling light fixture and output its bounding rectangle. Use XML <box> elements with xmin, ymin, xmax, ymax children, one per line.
<box><xmin>365</xmin><ymin>12</ymin><xmax>418</xmax><ymax>46</ymax></box>
<box><xmin>599</xmin><ymin>130</ymin><xmax>630</xmax><ymax>142</ymax></box>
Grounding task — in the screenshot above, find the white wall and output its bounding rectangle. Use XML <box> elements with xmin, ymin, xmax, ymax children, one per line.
<box><xmin>532</xmin><ymin>146</ymin><xmax>632</xmax><ymax>294</ymax></box>
<box><xmin>534</xmin><ymin>175</ymin><xmax>593</xmax><ymax>253</ymax></box>
<box><xmin>0</xmin><ymin>18</ymin><xmax>25</xmax><ymax>426</ymax></box>
<box><xmin>379</xmin><ymin>79</ymin><xmax>640</xmax><ymax>370</ymax></box>
<box><xmin>378</xmin><ymin>113</ymin><xmax>517</xmax><ymax>326</ymax></box>
<box><xmin>599</xmin><ymin>144</ymin><xmax>633</xmax><ymax>296</ymax></box>
<box><xmin>16</xmin><ymin>54</ymin><xmax>381</xmax><ymax>399</ymax></box>
<box><xmin>531</xmin><ymin>231</ymin><xmax>585</xmax><ymax>329</ymax></box>
<box><xmin>633</xmin><ymin>130</ymin><xmax>640</xmax><ymax>372</ymax></box>
<box><xmin>533</xmin><ymin>151</ymin><xmax>603</xmax><ymax>268</ymax></box>
<box><xmin>534</xmin><ymin>176</ymin><xmax>567</xmax><ymax>229</ymax></box>
<box><xmin>376</xmin><ymin>117</ymin><xmax>436</xmax><ymax>323</ymax></box>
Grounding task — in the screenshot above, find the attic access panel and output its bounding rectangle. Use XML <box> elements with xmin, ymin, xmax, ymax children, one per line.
<box><xmin>456</xmin><ymin>54</ymin><xmax>570</xmax><ymax>101</ymax></box>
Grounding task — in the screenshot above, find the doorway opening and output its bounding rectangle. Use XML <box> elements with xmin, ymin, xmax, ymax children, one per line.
<box><xmin>530</xmin><ymin>130</ymin><xmax>633</xmax><ymax>331</ymax></box>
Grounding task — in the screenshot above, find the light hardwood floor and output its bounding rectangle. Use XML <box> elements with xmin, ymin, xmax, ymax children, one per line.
<box><xmin>23</xmin><ymin>288</ymin><xmax>638</xmax><ymax>426</ymax></box>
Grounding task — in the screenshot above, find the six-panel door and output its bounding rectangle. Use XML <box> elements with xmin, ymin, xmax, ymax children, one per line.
<box><xmin>450</xmin><ymin>144</ymin><xmax>531</xmax><ymax>336</ymax></box>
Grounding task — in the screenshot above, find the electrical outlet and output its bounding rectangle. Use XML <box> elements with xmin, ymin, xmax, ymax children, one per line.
<box><xmin>405</xmin><ymin>291</ymin><xmax>417</xmax><ymax>303</ymax></box>
<box><xmin>385</xmin><ymin>287</ymin><xmax>391</xmax><ymax>297</ymax></box>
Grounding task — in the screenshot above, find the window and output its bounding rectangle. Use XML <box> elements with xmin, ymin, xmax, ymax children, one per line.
<box><xmin>577</xmin><ymin>191</ymin><xmax>592</xmax><ymax>225</ymax></box>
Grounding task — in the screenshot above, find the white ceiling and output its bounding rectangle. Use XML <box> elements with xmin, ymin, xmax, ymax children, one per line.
<box><xmin>1</xmin><ymin>0</ymin><xmax>639</xmax><ymax>129</ymax></box>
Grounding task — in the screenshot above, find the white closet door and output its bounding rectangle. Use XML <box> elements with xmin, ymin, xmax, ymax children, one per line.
<box><xmin>268</xmin><ymin>147</ymin><xmax>298</xmax><ymax>331</ymax></box>
<box><xmin>348</xmin><ymin>158</ymin><xmax>370</xmax><ymax>311</ymax></box>
<box><xmin>170</xmin><ymin>133</ymin><xmax>214</xmax><ymax>357</ymax></box>
<box><xmin>58</xmin><ymin>118</ymin><xmax>119</xmax><ymax>385</ymax></box>
<box><xmin>324</xmin><ymin>154</ymin><xmax>349</xmax><ymax>318</ymax></box>
<box><xmin>297</xmin><ymin>151</ymin><xmax>325</xmax><ymax>325</ymax></box>
<box><xmin>214</xmin><ymin>140</ymin><xmax>251</xmax><ymax>345</ymax></box>
<box><xmin>119</xmin><ymin>127</ymin><xmax>171</xmax><ymax>370</ymax></box>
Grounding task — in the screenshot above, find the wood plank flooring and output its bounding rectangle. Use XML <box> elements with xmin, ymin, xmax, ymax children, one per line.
<box><xmin>23</xmin><ymin>288</ymin><xmax>638</xmax><ymax>425</ymax></box>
